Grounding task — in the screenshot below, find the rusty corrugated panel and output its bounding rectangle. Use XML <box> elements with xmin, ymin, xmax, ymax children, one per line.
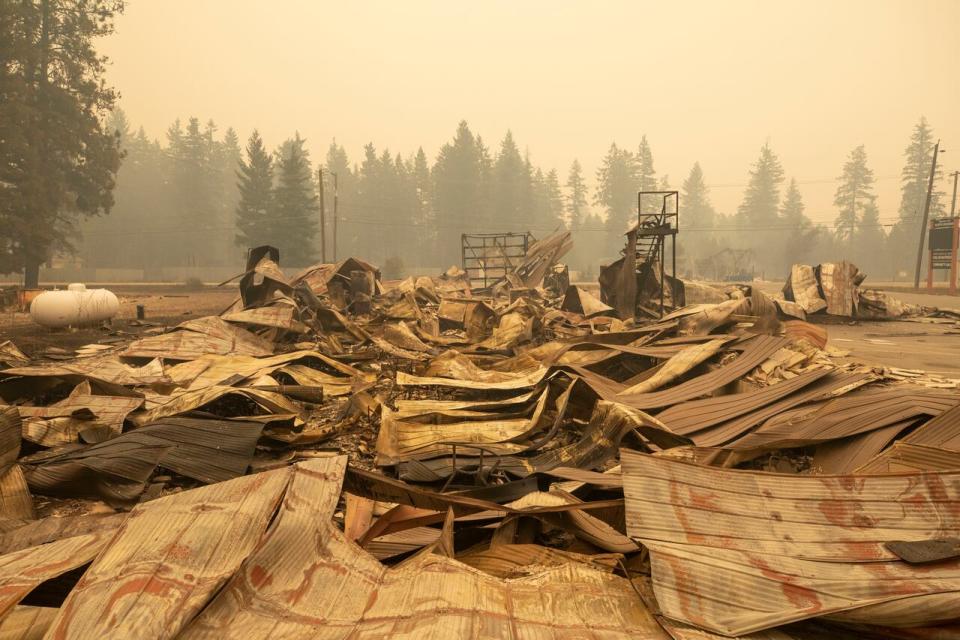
<box><xmin>690</xmin><ymin>371</ymin><xmax>873</xmax><ymax>447</ymax></box>
<box><xmin>902</xmin><ymin>404</ymin><xmax>960</xmax><ymax>452</ymax></box>
<box><xmin>0</xmin><ymin>606</ymin><xmax>58</xmax><ymax>640</ymax></box>
<box><xmin>44</xmin><ymin>467</ymin><xmax>292</xmax><ymax>639</ymax></box>
<box><xmin>0</xmin><ymin>513</ymin><xmax>125</xmax><ymax>555</ymax></box>
<box><xmin>729</xmin><ymin>389</ymin><xmax>960</xmax><ymax>451</ymax></box>
<box><xmin>179</xmin><ymin>455</ymin><xmax>668</xmax><ymax>640</ymax></box>
<box><xmin>621</xmin><ymin>450</ymin><xmax>960</xmax><ymax>561</ymax></box>
<box><xmin>456</xmin><ymin>543</ymin><xmax>620</xmax><ymax>578</ymax></box>
<box><xmin>657</xmin><ymin>368</ymin><xmax>833</xmax><ymax>436</ymax></box>
<box><xmin>810</xmin><ymin>419</ymin><xmax>918</xmax><ymax>473</ymax></box>
<box><xmin>782</xmin><ymin>319</ymin><xmax>828</xmax><ymax>349</ymax></box>
<box><xmin>0</xmin><ymin>531</ymin><xmax>110</xmax><ymax>620</ymax></box>
<box><xmin>621</xmin><ymin>450</ymin><xmax>960</xmax><ymax>636</ymax></box>
<box><xmin>120</xmin><ymin>317</ymin><xmax>273</xmax><ymax>361</ymax></box>
<box><xmin>855</xmin><ymin>442</ymin><xmax>960</xmax><ymax>474</ymax></box>
<box><xmin>616</xmin><ymin>335</ymin><xmax>789</xmax><ymax>409</ymax></box>
<box><xmin>0</xmin><ymin>407</ymin><xmax>32</xmax><ymax>522</ymax></box>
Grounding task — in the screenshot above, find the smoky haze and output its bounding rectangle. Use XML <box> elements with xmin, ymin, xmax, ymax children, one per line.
<box><xmin>72</xmin><ymin>0</ymin><xmax>960</xmax><ymax>282</ymax></box>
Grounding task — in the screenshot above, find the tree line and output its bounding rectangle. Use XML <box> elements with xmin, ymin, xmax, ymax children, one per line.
<box><xmin>0</xmin><ymin>3</ymin><xmax>950</xmax><ymax>284</ymax></box>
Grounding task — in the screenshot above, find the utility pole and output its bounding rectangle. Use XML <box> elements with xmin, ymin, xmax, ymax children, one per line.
<box><xmin>950</xmin><ymin>170</ymin><xmax>959</xmax><ymax>217</ymax></box>
<box><xmin>332</xmin><ymin>172</ymin><xmax>339</xmax><ymax>262</ymax></box>
<box><xmin>914</xmin><ymin>140</ymin><xmax>942</xmax><ymax>289</ymax></box>
<box><xmin>318</xmin><ymin>168</ymin><xmax>327</xmax><ymax>263</ymax></box>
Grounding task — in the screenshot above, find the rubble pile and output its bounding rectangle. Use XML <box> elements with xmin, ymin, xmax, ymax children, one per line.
<box><xmin>780</xmin><ymin>260</ymin><xmax>928</xmax><ymax>320</ymax></box>
<box><xmin>1</xmin><ymin>239</ymin><xmax>960</xmax><ymax>638</ymax></box>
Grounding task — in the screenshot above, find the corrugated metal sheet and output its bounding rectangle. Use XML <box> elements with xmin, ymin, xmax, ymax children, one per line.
<box><xmin>0</xmin><ymin>606</ymin><xmax>58</xmax><ymax>640</ymax></box>
<box><xmin>179</xmin><ymin>455</ymin><xmax>668</xmax><ymax>640</ymax></box>
<box><xmin>45</xmin><ymin>467</ymin><xmax>291</xmax><ymax>639</ymax></box>
<box><xmin>856</xmin><ymin>442</ymin><xmax>960</xmax><ymax>474</ymax></box>
<box><xmin>689</xmin><ymin>372</ymin><xmax>873</xmax><ymax>447</ymax></box>
<box><xmin>729</xmin><ymin>389</ymin><xmax>959</xmax><ymax>451</ymax></box>
<box><xmin>903</xmin><ymin>404</ymin><xmax>960</xmax><ymax>452</ymax></box>
<box><xmin>617</xmin><ymin>336</ymin><xmax>789</xmax><ymax>410</ymax></box>
<box><xmin>0</xmin><ymin>531</ymin><xmax>110</xmax><ymax>619</ymax></box>
<box><xmin>810</xmin><ymin>419</ymin><xmax>919</xmax><ymax>474</ymax></box>
<box><xmin>120</xmin><ymin>317</ymin><xmax>273</xmax><ymax>361</ymax></box>
<box><xmin>621</xmin><ymin>450</ymin><xmax>960</xmax><ymax>636</ymax></box>
<box><xmin>657</xmin><ymin>368</ymin><xmax>832</xmax><ymax>436</ymax></box>
<box><xmin>0</xmin><ymin>407</ymin><xmax>32</xmax><ymax>522</ymax></box>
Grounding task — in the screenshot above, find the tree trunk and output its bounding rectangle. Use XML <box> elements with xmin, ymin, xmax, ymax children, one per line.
<box><xmin>23</xmin><ymin>257</ymin><xmax>41</xmax><ymax>289</ymax></box>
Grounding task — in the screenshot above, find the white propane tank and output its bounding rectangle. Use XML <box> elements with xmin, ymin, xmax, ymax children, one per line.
<box><xmin>30</xmin><ymin>286</ymin><xmax>120</xmax><ymax>328</ymax></box>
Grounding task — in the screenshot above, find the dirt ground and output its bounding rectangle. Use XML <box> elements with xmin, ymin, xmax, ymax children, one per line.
<box><xmin>0</xmin><ymin>285</ymin><xmax>238</xmax><ymax>357</ymax></box>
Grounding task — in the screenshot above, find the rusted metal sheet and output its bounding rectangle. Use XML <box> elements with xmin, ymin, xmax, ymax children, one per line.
<box><xmin>0</xmin><ymin>407</ymin><xmax>32</xmax><ymax>522</ymax></box>
<box><xmin>856</xmin><ymin>442</ymin><xmax>960</xmax><ymax>474</ymax></box>
<box><xmin>0</xmin><ymin>513</ymin><xmax>126</xmax><ymax>555</ymax></box>
<box><xmin>782</xmin><ymin>264</ymin><xmax>826</xmax><ymax>314</ymax></box>
<box><xmin>0</xmin><ymin>531</ymin><xmax>110</xmax><ymax>619</ymax></box>
<box><xmin>45</xmin><ymin>467</ymin><xmax>291</xmax><ymax>639</ymax></box>
<box><xmin>120</xmin><ymin>317</ymin><xmax>273</xmax><ymax>361</ymax></box>
<box><xmin>903</xmin><ymin>404</ymin><xmax>960</xmax><ymax>452</ymax></box>
<box><xmin>818</xmin><ymin>261</ymin><xmax>862</xmax><ymax>316</ymax></box>
<box><xmin>621</xmin><ymin>450</ymin><xmax>960</xmax><ymax>636</ymax></box>
<box><xmin>622</xmin><ymin>450</ymin><xmax>960</xmax><ymax>561</ymax></box>
<box><xmin>179</xmin><ymin>455</ymin><xmax>667</xmax><ymax>640</ymax></box>
<box><xmin>690</xmin><ymin>371</ymin><xmax>873</xmax><ymax>448</ymax></box>
<box><xmin>730</xmin><ymin>389</ymin><xmax>960</xmax><ymax>451</ymax></box>
<box><xmin>560</xmin><ymin>285</ymin><xmax>615</xmax><ymax>318</ymax></box>
<box><xmin>0</xmin><ymin>605</ymin><xmax>58</xmax><ymax>640</ymax></box>
<box><xmin>620</xmin><ymin>338</ymin><xmax>731</xmax><ymax>395</ymax></box>
<box><xmin>616</xmin><ymin>335</ymin><xmax>789</xmax><ymax>409</ymax></box>
<box><xmin>810</xmin><ymin>419</ymin><xmax>918</xmax><ymax>474</ymax></box>
<box><xmin>19</xmin><ymin>388</ymin><xmax>144</xmax><ymax>447</ymax></box>
<box><xmin>657</xmin><ymin>367</ymin><xmax>833</xmax><ymax>437</ymax></box>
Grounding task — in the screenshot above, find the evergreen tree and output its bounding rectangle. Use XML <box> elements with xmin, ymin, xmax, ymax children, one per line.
<box><xmin>216</xmin><ymin>127</ymin><xmax>242</xmax><ymax>264</ymax></box>
<box><xmin>779</xmin><ymin>178</ymin><xmax>816</xmax><ymax>268</ymax></box>
<box><xmin>433</xmin><ymin>121</ymin><xmax>484</xmax><ymax>265</ymax></box>
<box><xmin>324</xmin><ymin>139</ymin><xmax>356</xmax><ymax>258</ymax></box>
<box><xmin>272</xmin><ymin>133</ymin><xmax>318</xmax><ymax>265</ymax></box>
<box><xmin>0</xmin><ymin>0</ymin><xmax>124</xmax><ymax>286</ymax></box>
<box><xmin>833</xmin><ymin>145</ymin><xmax>875</xmax><ymax>247</ymax></box>
<box><xmin>491</xmin><ymin>131</ymin><xmax>528</xmax><ymax>231</ymax></box>
<box><xmin>594</xmin><ymin>143</ymin><xmax>639</xmax><ymax>255</ymax></box>
<box><xmin>682</xmin><ymin>163</ymin><xmax>715</xmax><ymax>231</ymax></box>
<box><xmin>737</xmin><ymin>143</ymin><xmax>785</xmax><ymax>274</ymax></box>
<box><xmin>411</xmin><ymin>147</ymin><xmax>434</xmax><ymax>259</ymax></box>
<box><xmin>565</xmin><ymin>159</ymin><xmax>589</xmax><ymax>229</ymax></box>
<box><xmin>235</xmin><ymin>130</ymin><xmax>273</xmax><ymax>250</ymax></box>
<box><xmin>637</xmin><ymin>135</ymin><xmax>657</xmax><ymax>203</ymax></box>
<box><xmin>168</xmin><ymin>117</ymin><xmax>218</xmax><ymax>266</ymax></box>
<box><xmin>681</xmin><ymin>162</ymin><xmax>716</xmax><ymax>265</ymax></box>
<box><xmin>530</xmin><ymin>168</ymin><xmax>564</xmax><ymax>233</ymax></box>
<box><xmin>855</xmin><ymin>200</ymin><xmax>887</xmax><ymax>276</ymax></box>
<box><xmin>888</xmin><ymin>117</ymin><xmax>946</xmax><ymax>274</ymax></box>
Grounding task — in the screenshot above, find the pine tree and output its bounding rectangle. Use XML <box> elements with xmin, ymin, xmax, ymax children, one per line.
<box><xmin>324</xmin><ymin>139</ymin><xmax>356</xmax><ymax>257</ymax></box>
<box><xmin>168</xmin><ymin>117</ymin><xmax>219</xmax><ymax>266</ymax></box>
<box><xmin>855</xmin><ymin>200</ymin><xmax>887</xmax><ymax>276</ymax></box>
<box><xmin>217</xmin><ymin>127</ymin><xmax>242</xmax><ymax>264</ymax></box>
<box><xmin>0</xmin><ymin>0</ymin><xmax>124</xmax><ymax>286</ymax></box>
<box><xmin>491</xmin><ymin>131</ymin><xmax>530</xmax><ymax>232</ymax></box>
<box><xmin>594</xmin><ymin>143</ymin><xmax>639</xmax><ymax>253</ymax></box>
<box><xmin>235</xmin><ymin>130</ymin><xmax>273</xmax><ymax>250</ymax></box>
<box><xmin>682</xmin><ymin>163</ymin><xmax>715</xmax><ymax>231</ymax></box>
<box><xmin>680</xmin><ymin>162</ymin><xmax>716</xmax><ymax>265</ymax></box>
<box><xmin>565</xmin><ymin>159</ymin><xmax>589</xmax><ymax>229</ymax></box>
<box><xmin>888</xmin><ymin>117</ymin><xmax>946</xmax><ymax>274</ymax></box>
<box><xmin>433</xmin><ymin>121</ymin><xmax>484</xmax><ymax>265</ymax></box>
<box><xmin>833</xmin><ymin>145</ymin><xmax>875</xmax><ymax>247</ymax></box>
<box><xmin>272</xmin><ymin>133</ymin><xmax>318</xmax><ymax>265</ymax></box>
<box><xmin>637</xmin><ymin>135</ymin><xmax>657</xmax><ymax>193</ymax></box>
<box><xmin>779</xmin><ymin>178</ymin><xmax>816</xmax><ymax>268</ymax></box>
<box><xmin>737</xmin><ymin>143</ymin><xmax>785</xmax><ymax>274</ymax></box>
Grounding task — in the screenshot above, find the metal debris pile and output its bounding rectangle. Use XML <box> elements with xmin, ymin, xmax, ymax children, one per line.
<box><xmin>780</xmin><ymin>260</ymin><xmax>930</xmax><ymax>320</ymax></box>
<box><xmin>1</xmin><ymin>239</ymin><xmax>960</xmax><ymax>638</ymax></box>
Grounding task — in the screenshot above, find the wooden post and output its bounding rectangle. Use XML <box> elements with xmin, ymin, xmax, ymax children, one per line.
<box><xmin>318</xmin><ymin>168</ymin><xmax>327</xmax><ymax>263</ymax></box>
<box><xmin>952</xmin><ymin>218</ymin><xmax>959</xmax><ymax>294</ymax></box>
<box><xmin>332</xmin><ymin>172</ymin><xmax>339</xmax><ymax>262</ymax></box>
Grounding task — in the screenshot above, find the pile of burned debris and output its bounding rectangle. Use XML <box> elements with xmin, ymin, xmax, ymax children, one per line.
<box><xmin>1</xmin><ymin>236</ymin><xmax>959</xmax><ymax>638</ymax></box>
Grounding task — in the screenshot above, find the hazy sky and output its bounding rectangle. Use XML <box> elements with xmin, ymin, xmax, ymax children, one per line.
<box><xmin>100</xmin><ymin>0</ymin><xmax>960</xmax><ymax>227</ymax></box>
